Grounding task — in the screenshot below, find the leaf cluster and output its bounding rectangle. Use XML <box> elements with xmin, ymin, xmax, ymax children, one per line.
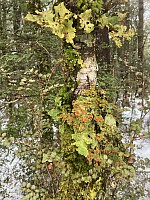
<box><xmin>49</xmin><ymin>86</ymin><xmax>136</xmax><ymax>198</ymax></box>
<box><xmin>25</xmin><ymin>2</ymin><xmax>134</xmax><ymax>48</ymax></box>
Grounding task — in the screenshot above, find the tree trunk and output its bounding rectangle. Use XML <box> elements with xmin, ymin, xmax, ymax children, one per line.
<box><xmin>13</xmin><ymin>0</ymin><xmax>21</xmax><ymax>34</ymax></box>
<box><xmin>0</xmin><ymin>0</ymin><xmax>7</xmax><ymax>54</ymax></box>
<box><xmin>138</xmin><ymin>0</ymin><xmax>144</xmax><ymax>61</ymax></box>
<box><xmin>95</xmin><ymin>27</ymin><xmax>110</xmax><ymax>67</ymax></box>
<box><xmin>75</xmin><ymin>34</ymin><xmax>98</xmax><ymax>95</ymax></box>
<box><xmin>137</xmin><ymin>0</ymin><xmax>145</xmax><ymax>99</ymax></box>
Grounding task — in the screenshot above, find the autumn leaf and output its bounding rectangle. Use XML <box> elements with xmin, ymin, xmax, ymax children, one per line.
<box><xmin>79</xmin><ymin>9</ymin><xmax>94</xmax><ymax>33</ymax></box>
<box><xmin>54</xmin><ymin>2</ymin><xmax>72</xmax><ymax>19</ymax></box>
<box><xmin>63</xmin><ymin>19</ymin><xmax>76</xmax><ymax>43</ymax></box>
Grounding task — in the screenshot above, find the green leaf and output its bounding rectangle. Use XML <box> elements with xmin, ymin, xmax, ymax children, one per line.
<box><xmin>98</xmin><ymin>14</ymin><xmax>109</xmax><ymax>28</ymax></box>
<box><xmin>109</xmin><ymin>15</ymin><xmax>120</xmax><ymax>26</ymax></box>
<box><xmin>103</xmin><ymin>154</ymin><xmax>108</xmax><ymax>160</ymax></box>
<box><xmin>72</xmin><ymin>138</ymin><xmax>89</xmax><ymax>157</ymax></box>
<box><xmin>77</xmin><ymin>145</ymin><xmax>89</xmax><ymax>157</ymax></box>
<box><xmin>48</xmin><ymin>108</ymin><xmax>61</xmax><ymax>121</ymax></box>
<box><xmin>25</xmin><ymin>13</ymin><xmax>41</xmax><ymax>22</ymax></box>
<box><xmin>42</xmin><ymin>153</ymin><xmax>52</xmax><ymax>163</ymax></box>
<box><xmin>105</xmin><ymin>114</ymin><xmax>116</xmax><ymax>127</ymax></box>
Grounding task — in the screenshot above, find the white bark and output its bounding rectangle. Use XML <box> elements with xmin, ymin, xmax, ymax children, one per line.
<box><xmin>75</xmin><ymin>54</ymin><xmax>98</xmax><ymax>94</ymax></box>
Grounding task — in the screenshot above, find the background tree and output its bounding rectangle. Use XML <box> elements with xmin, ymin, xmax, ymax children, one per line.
<box><xmin>138</xmin><ymin>0</ymin><xmax>144</xmax><ymax>61</ymax></box>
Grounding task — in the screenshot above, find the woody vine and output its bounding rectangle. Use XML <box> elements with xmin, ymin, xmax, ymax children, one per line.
<box><xmin>25</xmin><ymin>1</ymin><xmax>135</xmax><ymax>199</ymax></box>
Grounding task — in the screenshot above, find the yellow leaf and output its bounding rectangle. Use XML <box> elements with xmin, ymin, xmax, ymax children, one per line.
<box><xmin>117</xmin><ymin>12</ymin><xmax>127</xmax><ymax>20</ymax></box>
<box><xmin>25</xmin><ymin>13</ymin><xmax>40</xmax><ymax>22</ymax></box>
<box><xmin>79</xmin><ymin>9</ymin><xmax>94</xmax><ymax>33</ymax></box>
<box><xmin>42</xmin><ymin>10</ymin><xmax>54</xmax><ymax>22</ymax></box>
<box><xmin>54</xmin><ymin>2</ymin><xmax>72</xmax><ymax>19</ymax></box>
<box><xmin>77</xmin><ymin>57</ymin><xmax>85</xmax><ymax>67</ymax></box>
<box><xmin>63</xmin><ymin>19</ymin><xmax>76</xmax><ymax>43</ymax></box>
<box><xmin>111</xmin><ymin>181</ymin><xmax>117</xmax><ymax>188</ymax></box>
<box><xmin>90</xmin><ymin>189</ymin><xmax>97</xmax><ymax>200</ymax></box>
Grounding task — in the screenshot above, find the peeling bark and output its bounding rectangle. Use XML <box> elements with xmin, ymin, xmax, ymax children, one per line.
<box><xmin>74</xmin><ymin>34</ymin><xmax>98</xmax><ymax>95</ymax></box>
<box><xmin>75</xmin><ymin>55</ymin><xmax>98</xmax><ymax>94</ymax></box>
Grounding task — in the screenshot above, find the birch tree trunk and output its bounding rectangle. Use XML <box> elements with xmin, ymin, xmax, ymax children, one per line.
<box><xmin>75</xmin><ymin>34</ymin><xmax>98</xmax><ymax>95</ymax></box>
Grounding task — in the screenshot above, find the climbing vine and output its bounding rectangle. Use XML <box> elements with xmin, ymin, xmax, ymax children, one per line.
<box><xmin>49</xmin><ymin>84</ymin><xmax>135</xmax><ymax>198</ymax></box>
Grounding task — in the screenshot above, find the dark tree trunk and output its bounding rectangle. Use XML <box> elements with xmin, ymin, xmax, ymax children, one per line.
<box><xmin>138</xmin><ymin>0</ymin><xmax>144</xmax><ymax>61</ymax></box>
<box><xmin>0</xmin><ymin>0</ymin><xmax>7</xmax><ymax>54</ymax></box>
<box><xmin>13</xmin><ymin>0</ymin><xmax>22</xmax><ymax>34</ymax></box>
<box><xmin>95</xmin><ymin>27</ymin><xmax>110</xmax><ymax>67</ymax></box>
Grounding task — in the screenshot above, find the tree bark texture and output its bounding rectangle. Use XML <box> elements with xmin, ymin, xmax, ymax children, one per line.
<box><xmin>75</xmin><ymin>33</ymin><xmax>98</xmax><ymax>95</ymax></box>
<box><xmin>138</xmin><ymin>0</ymin><xmax>144</xmax><ymax>61</ymax></box>
<box><xmin>13</xmin><ymin>0</ymin><xmax>22</xmax><ymax>33</ymax></box>
<box><xmin>95</xmin><ymin>27</ymin><xmax>110</xmax><ymax>67</ymax></box>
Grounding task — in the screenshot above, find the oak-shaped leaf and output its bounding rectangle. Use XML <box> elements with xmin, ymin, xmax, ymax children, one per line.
<box><xmin>79</xmin><ymin>9</ymin><xmax>94</xmax><ymax>33</ymax></box>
